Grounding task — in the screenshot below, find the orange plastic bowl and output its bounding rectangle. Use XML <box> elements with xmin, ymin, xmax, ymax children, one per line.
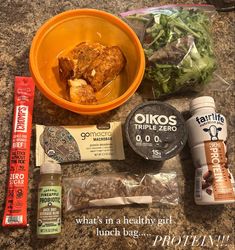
<box><xmin>30</xmin><ymin>9</ymin><xmax>145</xmax><ymax>115</ymax></box>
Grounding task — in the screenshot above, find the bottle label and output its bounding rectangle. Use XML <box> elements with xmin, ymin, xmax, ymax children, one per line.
<box><xmin>187</xmin><ymin>111</ymin><xmax>235</xmax><ymax>203</ymax></box>
<box><xmin>204</xmin><ymin>140</ymin><xmax>235</xmax><ymax>201</ymax></box>
<box><xmin>187</xmin><ymin>112</ymin><xmax>227</xmax><ymax>148</ymax></box>
<box><xmin>37</xmin><ymin>186</ymin><xmax>61</xmax><ymax>235</ymax></box>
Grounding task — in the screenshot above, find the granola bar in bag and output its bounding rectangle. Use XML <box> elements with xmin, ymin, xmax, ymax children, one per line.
<box><xmin>64</xmin><ymin>172</ymin><xmax>179</xmax><ymax>211</ymax></box>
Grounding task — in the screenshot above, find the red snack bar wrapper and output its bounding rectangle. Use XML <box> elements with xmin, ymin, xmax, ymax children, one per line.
<box><xmin>2</xmin><ymin>77</ymin><xmax>35</xmax><ymax>227</ymax></box>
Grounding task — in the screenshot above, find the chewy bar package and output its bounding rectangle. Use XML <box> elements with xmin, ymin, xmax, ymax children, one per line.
<box><xmin>2</xmin><ymin>77</ymin><xmax>35</xmax><ymax>227</ymax></box>
<box><xmin>64</xmin><ymin>172</ymin><xmax>179</xmax><ymax>211</ymax></box>
<box><xmin>36</xmin><ymin>122</ymin><xmax>125</xmax><ymax>166</ymax></box>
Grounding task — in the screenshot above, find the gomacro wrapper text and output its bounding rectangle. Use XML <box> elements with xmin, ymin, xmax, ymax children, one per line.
<box><xmin>36</xmin><ymin>122</ymin><xmax>125</xmax><ymax>166</ymax></box>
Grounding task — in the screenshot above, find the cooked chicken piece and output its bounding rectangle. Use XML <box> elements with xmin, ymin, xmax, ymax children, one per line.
<box><xmin>58</xmin><ymin>57</ymin><xmax>76</xmax><ymax>81</ymax></box>
<box><xmin>83</xmin><ymin>46</ymin><xmax>126</xmax><ymax>92</ymax></box>
<box><xmin>58</xmin><ymin>42</ymin><xmax>126</xmax><ymax>105</ymax></box>
<box><xmin>59</xmin><ymin>42</ymin><xmax>105</xmax><ymax>81</ymax></box>
<box><xmin>68</xmin><ymin>79</ymin><xmax>97</xmax><ymax>104</ymax></box>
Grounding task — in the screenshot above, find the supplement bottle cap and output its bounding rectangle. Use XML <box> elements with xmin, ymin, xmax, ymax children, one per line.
<box><xmin>40</xmin><ymin>161</ymin><xmax>61</xmax><ymax>174</ymax></box>
<box><xmin>190</xmin><ymin>96</ymin><xmax>215</xmax><ymax>114</ymax></box>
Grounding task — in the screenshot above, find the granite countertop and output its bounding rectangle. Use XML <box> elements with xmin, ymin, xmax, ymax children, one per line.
<box><xmin>0</xmin><ymin>1</ymin><xmax>234</xmax><ymax>250</ymax></box>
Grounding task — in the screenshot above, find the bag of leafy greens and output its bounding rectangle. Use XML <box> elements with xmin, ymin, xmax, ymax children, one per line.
<box><xmin>120</xmin><ymin>5</ymin><xmax>219</xmax><ymax>98</ymax></box>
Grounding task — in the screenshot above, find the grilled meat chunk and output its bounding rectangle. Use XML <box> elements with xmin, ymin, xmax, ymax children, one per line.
<box><xmin>68</xmin><ymin>79</ymin><xmax>97</xmax><ymax>104</ymax></box>
<box><xmin>58</xmin><ymin>42</ymin><xmax>126</xmax><ymax>104</ymax></box>
<box><xmin>59</xmin><ymin>42</ymin><xmax>105</xmax><ymax>81</ymax></box>
<box><xmin>83</xmin><ymin>46</ymin><xmax>126</xmax><ymax>92</ymax></box>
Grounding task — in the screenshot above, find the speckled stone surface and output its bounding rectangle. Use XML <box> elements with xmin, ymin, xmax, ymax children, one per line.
<box><xmin>0</xmin><ymin>1</ymin><xmax>234</xmax><ymax>249</ymax></box>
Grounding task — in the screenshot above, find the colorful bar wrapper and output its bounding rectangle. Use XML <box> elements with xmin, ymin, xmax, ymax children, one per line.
<box><xmin>36</xmin><ymin>122</ymin><xmax>125</xmax><ymax>166</ymax></box>
<box><xmin>2</xmin><ymin>77</ymin><xmax>35</xmax><ymax>227</ymax></box>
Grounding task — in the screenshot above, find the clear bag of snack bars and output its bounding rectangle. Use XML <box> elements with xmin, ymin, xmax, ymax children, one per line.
<box><xmin>64</xmin><ymin>172</ymin><xmax>179</xmax><ymax>212</ymax></box>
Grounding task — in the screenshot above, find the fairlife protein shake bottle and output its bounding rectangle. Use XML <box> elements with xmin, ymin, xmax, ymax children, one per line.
<box><xmin>186</xmin><ymin>96</ymin><xmax>235</xmax><ymax>205</ymax></box>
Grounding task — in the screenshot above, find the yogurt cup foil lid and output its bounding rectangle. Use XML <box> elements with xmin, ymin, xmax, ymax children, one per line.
<box><xmin>125</xmin><ymin>101</ymin><xmax>188</xmax><ymax>161</ymax></box>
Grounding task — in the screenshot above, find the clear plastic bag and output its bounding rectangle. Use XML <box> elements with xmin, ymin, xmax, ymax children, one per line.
<box><xmin>208</xmin><ymin>0</ymin><xmax>235</xmax><ymax>11</ymax></box>
<box><xmin>120</xmin><ymin>4</ymin><xmax>226</xmax><ymax>98</ymax></box>
<box><xmin>64</xmin><ymin>172</ymin><xmax>179</xmax><ymax>212</ymax></box>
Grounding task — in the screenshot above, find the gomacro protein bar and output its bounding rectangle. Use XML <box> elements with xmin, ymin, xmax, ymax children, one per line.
<box><xmin>2</xmin><ymin>77</ymin><xmax>35</xmax><ymax>227</ymax></box>
<box><xmin>36</xmin><ymin>122</ymin><xmax>125</xmax><ymax>166</ymax></box>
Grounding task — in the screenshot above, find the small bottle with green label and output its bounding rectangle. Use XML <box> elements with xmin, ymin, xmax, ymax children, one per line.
<box><xmin>37</xmin><ymin>162</ymin><xmax>62</xmax><ymax>238</ymax></box>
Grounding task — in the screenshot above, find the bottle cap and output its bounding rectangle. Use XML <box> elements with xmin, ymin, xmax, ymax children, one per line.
<box><xmin>40</xmin><ymin>161</ymin><xmax>61</xmax><ymax>174</ymax></box>
<box><xmin>190</xmin><ymin>96</ymin><xmax>215</xmax><ymax>114</ymax></box>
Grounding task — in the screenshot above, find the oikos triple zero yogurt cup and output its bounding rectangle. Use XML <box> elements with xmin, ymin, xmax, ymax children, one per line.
<box><xmin>125</xmin><ymin>101</ymin><xmax>188</xmax><ymax>161</ymax></box>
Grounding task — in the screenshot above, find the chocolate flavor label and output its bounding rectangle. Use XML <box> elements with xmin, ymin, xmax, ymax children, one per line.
<box><xmin>204</xmin><ymin>141</ymin><xmax>235</xmax><ymax>201</ymax></box>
